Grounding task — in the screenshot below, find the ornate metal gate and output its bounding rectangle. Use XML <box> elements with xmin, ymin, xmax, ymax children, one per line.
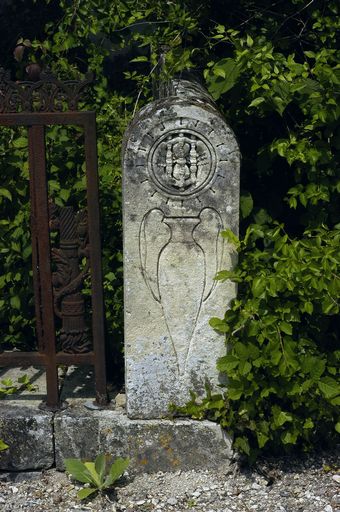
<box><xmin>0</xmin><ymin>67</ymin><xmax>107</xmax><ymax>409</ymax></box>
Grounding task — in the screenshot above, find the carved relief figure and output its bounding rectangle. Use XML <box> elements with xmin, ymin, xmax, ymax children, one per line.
<box><xmin>148</xmin><ymin>129</ymin><xmax>216</xmax><ymax>198</ymax></box>
<box><xmin>49</xmin><ymin>202</ymin><xmax>91</xmax><ymax>353</ymax></box>
<box><xmin>165</xmin><ymin>133</ymin><xmax>197</xmax><ymax>190</ymax></box>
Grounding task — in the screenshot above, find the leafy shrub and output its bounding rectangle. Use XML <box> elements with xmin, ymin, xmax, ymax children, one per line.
<box><xmin>177</xmin><ymin>222</ymin><xmax>339</xmax><ymax>458</ymax></box>
<box><xmin>175</xmin><ymin>0</ymin><xmax>339</xmax><ymax>459</ymax></box>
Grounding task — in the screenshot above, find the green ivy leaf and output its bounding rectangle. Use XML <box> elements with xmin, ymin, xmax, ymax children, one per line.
<box><xmin>318</xmin><ymin>378</ymin><xmax>339</xmax><ymax>399</ymax></box>
<box><xmin>217</xmin><ymin>355</ymin><xmax>239</xmax><ymax>373</ymax></box>
<box><xmin>234</xmin><ymin>436</ymin><xmax>250</xmax><ymax>455</ymax></box>
<box><xmin>249</xmin><ymin>97</ymin><xmax>265</xmax><ymax>108</ymax></box>
<box><xmin>273</xmin><ymin>409</ymin><xmax>293</xmax><ymax>427</ymax></box>
<box><xmin>206</xmin><ymin>58</ymin><xmax>240</xmax><ymax>99</ymax></box>
<box><xmin>304</xmin><ymin>302</ymin><xmax>313</xmax><ymax>314</ymax></box>
<box><xmin>256</xmin><ymin>431</ymin><xmax>269</xmax><ymax>448</ymax></box>
<box><xmin>246</xmin><ymin>34</ymin><xmax>254</xmax><ymax>47</ymax></box>
<box><xmin>10</xmin><ymin>296</ymin><xmax>21</xmax><ymax>310</ymax></box>
<box><xmin>228</xmin><ymin>381</ymin><xmax>244</xmax><ymax>400</ymax></box>
<box><xmin>221</xmin><ymin>229</ymin><xmax>240</xmax><ymax>250</ymax></box>
<box><xmin>279</xmin><ymin>321</ymin><xmax>292</xmax><ymax>335</ymax></box>
<box><xmin>12</xmin><ymin>137</ymin><xmax>27</xmax><ymax>148</ymax></box>
<box><xmin>281</xmin><ymin>430</ymin><xmax>298</xmax><ymax>445</ymax></box>
<box><xmin>0</xmin><ymin>188</ymin><xmax>12</xmax><ymax>201</ymax></box>
<box><xmin>303</xmin><ymin>418</ymin><xmax>314</xmax><ymax>429</ymax></box>
<box><xmin>209</xmin><ymin>317</ymin><xmax>230</xmax><ymax>333</ymax></box>
<box><xmin>251</xmin><ymin>277</ymin><xmax>266</xmax><ymax>297</ymax></box>
<box><xmin>240</xmin><ymin>192</ymin><xmax>253</xmax><ymax>219</ymax></box>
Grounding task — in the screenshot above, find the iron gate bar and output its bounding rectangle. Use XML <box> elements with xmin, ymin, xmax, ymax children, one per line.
<box><xmin>0</xmin><ymin>351</ymin><xmax>95</xmax><ymax>365</ymax></box>
<box><xmin>28</xmin><ymin>136</ymin><xmax>44</xmax><ymax>351</ymax></box>
<box><xmin>0</xmin><ymin>111</ymin><xmax>95</xmax><ymax>125</ymax></box>
<box><xmin>28</xmin><ymin>125</ymin><xmax>59</xmax><ymax>408</ymax></box>
<box><xmin>0</xmin><ymin>102</ymin><xmax>108</xmax><ymax>407</ymax></box>
<box><xmin>84</xmin><ymin>119</ymin><xmax>107</xmax><ymax>405</ymax></box>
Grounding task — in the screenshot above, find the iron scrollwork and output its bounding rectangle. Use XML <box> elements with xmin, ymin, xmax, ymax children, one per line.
<box><xmin>0</xmin><ymin>67</ymin><xmax>93</xmax><ymax>113</ymax></box>
<box><xmin>49</xmin><ymin>202</ymin><xmax>92</xmax><ymax>353</ymax></box>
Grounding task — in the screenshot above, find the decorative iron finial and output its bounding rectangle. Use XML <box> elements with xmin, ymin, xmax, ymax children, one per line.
<box><xmin>0</xmin><ymin>67</ymin><xmax>93</xmax><ymax>113</ymax></box>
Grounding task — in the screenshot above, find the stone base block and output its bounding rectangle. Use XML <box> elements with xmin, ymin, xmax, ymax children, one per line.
<box><xmin>55</xmin><ymin>408</ymin><xmax>233</xmax><ymax>474</ymax></box>
<box><xmin>0</xmin><ymin>404</ymin><xmax>54</xmax><ymax>470</ymax></box>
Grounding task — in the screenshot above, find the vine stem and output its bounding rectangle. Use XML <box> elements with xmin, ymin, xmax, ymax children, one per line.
<box><xmin>276</xmin><ymin>325</ymin><xmax>287</xmax><ymax>366</ymax></box>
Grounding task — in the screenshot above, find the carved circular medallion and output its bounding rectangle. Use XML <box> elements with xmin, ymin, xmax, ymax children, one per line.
<box><xmin>148</xmin><ymin>129</ymin><xmax>217</xmax><ymax>199</ymax></box>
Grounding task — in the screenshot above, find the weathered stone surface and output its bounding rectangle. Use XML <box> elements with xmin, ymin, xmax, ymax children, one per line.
<box><xmin>122</xmin><ymin>78</ymin><xmax>240</xmax><ymax>418</ymax></box>
<box><xmin>0</xmin><ymin>404</ymin><xmax>54</xmax><ymax>470</ymax></box>
<box><xmin>54</xmin><ymin>407</ymin><xmax>233</xmax><ymax>474</ymax></box>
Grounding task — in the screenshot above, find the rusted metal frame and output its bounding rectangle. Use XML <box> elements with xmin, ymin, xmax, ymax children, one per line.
<box><xmin>0</xmin><ymin>351</ymin><xmax>95</xmax><ymax>365</ymax></box>
<box><xmin>28</xmin><ymin>148</ymin><xmax>44</xmax><ymax>350</ymax></box>
<box><xmin>0</xmin><ymin>110</ymin><xmax>108</xmax><ymax>407</ymax></box>
<box><xmin>0</xmin><ymin>111</ymin><xmax>92</xmax><ymax>126</ymax></box>
<box><xmin>84</xmin><ymin>114</ymin><xmax>108</xmax><ymax>405</ymax></box>
<box><xmin>28</xmin><ymin>125</ymin><xmax>59</xmax><ymax>409</ymax></box>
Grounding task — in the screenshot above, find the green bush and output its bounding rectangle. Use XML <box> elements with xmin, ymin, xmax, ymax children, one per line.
<box><xmin>177</xmin><ymin>222</ymin><xmax>339</xmax><ymax>458</ymax></box>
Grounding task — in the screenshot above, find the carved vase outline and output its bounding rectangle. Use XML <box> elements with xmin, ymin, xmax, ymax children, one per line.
<box><xmin>139</xmin><ymin>208</ymin><xmax>170</xmax><ymax>302</ymax></box>
<box><xmin>139</xmin><ymin>207</ymin><xmax>224</xmax><ymax>375</ymax></box>
<box><xmin>193</xmin><ymin>207</ymin><xmax>224</xmax><ymax>302</ymax></box>
<box><xmin>158</xmin><ymin>216</ymin><xmax>205</xmax><ymax>374</ymax></box>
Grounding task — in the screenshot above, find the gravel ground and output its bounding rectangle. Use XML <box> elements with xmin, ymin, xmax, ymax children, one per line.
<box><xmin>0</xmin><ymin>449</ymin><xmax>339</xmax><ymax>512</ymax></box>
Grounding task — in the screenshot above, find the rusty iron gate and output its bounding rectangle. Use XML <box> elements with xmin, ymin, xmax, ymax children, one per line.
<box><xmin>0</xmin><ymin>67</ymin><xmax>107</xmax><ymax>409</ymax></box>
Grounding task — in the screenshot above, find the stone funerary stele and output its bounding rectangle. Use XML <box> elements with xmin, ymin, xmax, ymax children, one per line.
<box><xmin>122</xmin><ymin>79</ymin><xmax>240</xmax><ymax>418</ymax></box>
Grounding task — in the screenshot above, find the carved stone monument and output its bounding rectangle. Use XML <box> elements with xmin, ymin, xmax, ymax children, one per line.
<box><xmin>122</xmin><ymin>79</ymin><xmax>240</xmax><ymax>418</ymax></box>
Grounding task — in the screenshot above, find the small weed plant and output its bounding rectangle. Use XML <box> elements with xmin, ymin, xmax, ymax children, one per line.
<box><xmin>64</xmin><ymin>454</ymin><xmax>129</xmax><ymax>500</ymax></box>
<box><xmin>0</xmin><ymin>374</ymin><xmax>37</xmax><ymax>398</ymax></box>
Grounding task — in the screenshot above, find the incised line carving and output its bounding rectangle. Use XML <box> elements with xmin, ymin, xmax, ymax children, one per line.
<box><xmin>139</xmin><ymin>207</ymin><xmax>223</xmax><ymax>374</ymax></box>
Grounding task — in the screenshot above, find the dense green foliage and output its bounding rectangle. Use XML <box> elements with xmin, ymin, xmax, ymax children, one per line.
<box><xmin>0</xmin><ymin>0</ymin><xmax>338</xmax><ymax>457</ymax></box>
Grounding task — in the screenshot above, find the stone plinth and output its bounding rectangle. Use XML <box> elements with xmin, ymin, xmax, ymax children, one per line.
<box><xmin>0</xmin><ymin>404</ymin><xmax>54</xmax><ymax>470</ymax></box>
<box><xmin>0</xmin><ymin>369</ymin><xmax>233</xmax><ymax>475</ymax></box>
<box><xmin>54</xmin><ymin>407</ymin><xmax>233</xmax><ymax>474</ymax></box>
<box><xmin>122</xmin><ymin>79</ymin><xmax>240</xmax><ymax>418</ymax></box>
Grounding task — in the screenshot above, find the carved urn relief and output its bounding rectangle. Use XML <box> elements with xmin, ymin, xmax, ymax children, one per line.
<box><xmin>158</xmin><ymin>217</ymin><xmax>204</xmax><ymax>374</ymax></box>
<box><xmin>140</xmin><ymin>209</ymin><xmax>223</xmax><ymax>376</ymax></box>
<box><xmin>123</xmin><ymin>78</ymin><xmax>240</xmax><ymax>418</ymax></box>
<box><xmin>139</xmin><ymin>126</ymin><xmax>225</xmax><ymax>376</ymax></box>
